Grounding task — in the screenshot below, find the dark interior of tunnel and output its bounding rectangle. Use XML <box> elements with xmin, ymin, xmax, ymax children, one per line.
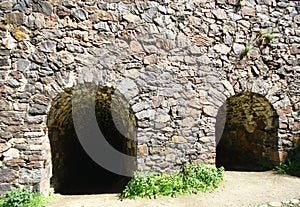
<box><xmin>51</xmin><ymin>124</ymin><xmax>131</xmax><ymax>195</ymax></box>
<box><xmin>215</xmin><ymin>92</ymin><xmax>280</xmax><ymax>171</ymax></box>
<box><xmin>48</xmin><ymin>86</ymin><xmax>137</xmax><ymax>195</ymax></box>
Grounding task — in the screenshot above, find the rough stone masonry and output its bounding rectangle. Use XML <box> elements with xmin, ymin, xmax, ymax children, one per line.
<box><xmin>0</xmin><ymin>0</ymin><xmax>299</xmax><ymax>196</ymax></box>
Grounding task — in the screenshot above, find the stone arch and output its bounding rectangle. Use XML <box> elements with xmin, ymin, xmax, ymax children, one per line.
<box><xmin>47</xmin><ymin>83</ymin><xmax>137</xmax><ymax>194</ymax></box>
<box><xmin>215</xmin><ymin>92</ymin><xmax>280</xmax><ymax>171</ymax></box>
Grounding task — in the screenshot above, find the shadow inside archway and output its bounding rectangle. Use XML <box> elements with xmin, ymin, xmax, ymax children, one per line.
<box><xmin>47</xmin><ymin>85</ymin><xmax>137</xmax><ymax>195</ymax></box>
<box><xmin>215</xmin><ymin>92</ymin><xmax>280</xmax><ymax>171</ymax></box>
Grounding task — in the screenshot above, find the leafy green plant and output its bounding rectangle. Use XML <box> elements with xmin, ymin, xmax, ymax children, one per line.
<box><xmin>22</xmin><ymin>193</ymin><xmax>53</xmax><ymax>207</ymax></box>
<box><xmin>120</xmin><ymin>164</ymin><xmax>224</xmax><ymax>199</ymax></box>
<box><xmin>182</xmin><ymin>163</ymin><xmax>224</xmax><ymax>192</ymax></box>
<box><xmin>1</xmin><ymin>187</ymin><xmax>34</xmax><ymax>207</ymax></box>
<box><xmin>0</xmin><ymin>187</ymin><xmax>53</xmax><ymax>207</ymax></box>
<box><xmin>274</xmin><ymin>144</ymin><xmax>300</xmax><ymax>176</ymax></box>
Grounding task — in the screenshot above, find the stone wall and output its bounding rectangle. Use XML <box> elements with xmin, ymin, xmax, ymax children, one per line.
<box><xmin>0</xmin><ymin>0</ymin><xmax>299</xmax><ymax>195</ymax></box>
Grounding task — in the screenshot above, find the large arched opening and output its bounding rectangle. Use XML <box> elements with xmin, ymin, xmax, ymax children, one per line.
<box><xmin>216</xmin><ymin>92</ymin><xmax>280</xmax><ymax>171</ymax></box>
<box><xmin>47</xmin><ymin>84</ymin><xmax>137</xmax><ymax>194</ymax></box>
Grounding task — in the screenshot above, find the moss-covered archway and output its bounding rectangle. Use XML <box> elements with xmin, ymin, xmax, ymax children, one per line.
<box><xmin>216</xmin><ymin>92</ymin><xmax>280</xmax><ymax>171</ymax></box>
<box><xmin>47</xmin><ymin>84</ymin><xmax>137</xmax><ymax>194</ymax></box>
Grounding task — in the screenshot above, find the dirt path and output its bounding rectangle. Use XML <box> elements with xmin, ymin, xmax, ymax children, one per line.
<box><xmin>46</xmin><ymin>171</ymin><xmax>300</xmax><ymax>207</ymax></box>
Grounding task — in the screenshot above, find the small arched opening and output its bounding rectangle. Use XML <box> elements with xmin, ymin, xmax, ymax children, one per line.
<box><xmin>216</xmin><ymin>92</ymin><xmax>280</xmax><ymax>171</ymax></box>
<box><xmin>47</xmin><ymin>84</ymin><xmax>137</xmax><ymax>194</ymax></box>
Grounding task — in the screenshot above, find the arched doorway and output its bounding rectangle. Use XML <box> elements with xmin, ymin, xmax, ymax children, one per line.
<box><xmin>216</xmin><ymin>92</ymin><xmax>279</xmax><ymax>171</ymax></box>
<box><xmin>47</xmin><ymin>84</ymin><xmax>137</xmax><ymax>194</ymax></box>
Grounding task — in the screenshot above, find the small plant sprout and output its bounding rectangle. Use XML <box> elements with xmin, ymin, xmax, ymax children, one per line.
<box><xmin>259</xmin><ymin>29</ymin><xmax>275</xmax><ymax>44</ymax></box>
<box><xmin>262</xmin><ymin>32</ymin><xmax>275</xmax><ymax>41</ymax></box>
<box><xmin>239</xmin><ymin>0</ymin><xmax>246</xmax><ymax>6</ymax></box>
<box><xmin>244</xmin><ymin>42</ymin><xmax>252</xmax><ymax>54</ymax></box>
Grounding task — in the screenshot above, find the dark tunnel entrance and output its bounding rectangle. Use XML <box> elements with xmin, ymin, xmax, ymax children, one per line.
<box><xmin>215</xmin><ymin>92</ymin><xmax>280</xmax><ymax>171</ymax></box>
<box><xmin>47</xmin><ymin>84</ymin><xmax>137</xmax><ymax>194</ymax></box>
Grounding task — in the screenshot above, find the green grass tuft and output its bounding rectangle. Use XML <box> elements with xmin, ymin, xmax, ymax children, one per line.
<box><xmin>244</xmin><ymin>42</ymin><xmax>252</xmax><ymax>54</ymax></box>
<box><xmin>259</xmin><ymin>29</ymin><xmax>275</xmax><ymax>44</ymax></box>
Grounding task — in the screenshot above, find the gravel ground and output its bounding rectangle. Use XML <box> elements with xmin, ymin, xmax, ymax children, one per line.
<box><xmin>47</xmin><ymin>171</ymin><xmax>300</xmax><ymax>207</ymax></box>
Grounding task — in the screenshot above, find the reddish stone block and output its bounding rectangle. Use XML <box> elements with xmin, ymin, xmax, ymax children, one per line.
<box><xmin>138</xmin><ymin>144</ymin><xmax>149</xmax><ymax>156</ymax></box>
<box><xmin>277</xmin><ymin>106</ymin><xmax>292</xmax><ymax>115</ymax></box>
<box><xmin>171</xmin><ymin>136</ymin><xmax>187</xmax><ymax>144</ymax></box>
<box><xmin>241</xmin><ymin>6</ymin><xmax>256</xmax><ymax>17</ymax></box>
<box><xmin>279</xmin><ymin>151</ymin><xmax>288</xmax><ymax>162</ymax></box>
<box><xmin>151</xmin><ymin>146</ymin><xmax>164</xmax><ymax>154</ymax></box>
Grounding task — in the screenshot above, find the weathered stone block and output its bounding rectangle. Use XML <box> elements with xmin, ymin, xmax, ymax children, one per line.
<box><xmin>0</xmin><ymin>131</ymin><xmax>12</xmax><ymax>139</ymax></box>
<box><xmin>155</xmin><ymin>114</ymin><xmax>170</xmax><ymax>123</ymax></box>
<box><xmin>182</xmin><ymin>117</ymin><xmax>195</xmax><ymax>128</ymax></box>
<box><xmin>138</xmin><ymin>144</ymin><xmax>149</xmax><ymax>156</ymax></box>
<box><xmin>0</xmin><ymin>111</ymin><xmax>24</xmax><ymax>125</ymax></box>
<box><xmin>94</xmin><ymin>22</ymin><xmax>110</xmax><ymax>31</ymax></box>
<box><xmin>26</xmin><ymin>115</ymin><xmax>46</xmax><ymax>124</ymax></box>
<box><xmin>0</xmin><ymin>169</ymin><xmax>17</xmax><ymax>183</ymax></box>
<box><xmin>3</xmin><ymin>148</ymin><xmax>20</xmax><ymax>159</ymax></box>
<box><xmin>15</xmin><ymin>59</ymin><xmax>30</xmax><ymax>71</ymax></box>
<box><xmin>19</xmin><ymin>168</ymin><xmax>41</xmax><ymax>184</ymax></box>
<box><xmin>29</xmin><ymin>104</ymin><xmax>48</xmax><ymax>115</ymax></box>
<box><xmin>159</xmin><ymin>162</ymin><xmax>169</xmax><ymax>169</ymax></box>
<box><xmin>212</xmin><ymin>9</ymin><xmax>228</xmax><ymax>20</ymax></box>
<box><xmin>144</xmin><ymin>54</ymin><xmax>158</xmax><ymax>65</ymax></box>
<box><xmin>0</xmin><ymin>58</ymin><xmax>10</xmax><ymax>67</ymax></box>
<box><xmin>75</xmin><ymin>54</ymin><xmax>98</xmax><ymax>66</ymax></box>
<box><xmin>72</xmin><ymin>9</ymin><xmax>88</xmax><ymax>21</ymax></box>
<box><xmin>171</xmin><ymin>136</ymin><xmax>187</xmax><ymax>144</ymax></box>
<box><xmin>165</xmin><ymin>154</ymin><xmax>176</xmax><ymax>162</ymax></box>
<box><xmin>123</xmin><ymin>13</ymin><xmax>142</xmax><ymax>24</ymax></box>
<box><xmin>241</xmin><ymin>6</ymin><xmax>256</xmax><ymax>16</ymax></box>
<box><xmin>203</xmin><ymin>105</ymin><xmax>218</xmax><ymax>117</ymax></box>
<box><xmin>116</xmin><ymin>78</ymin><xmax>139</xmax><ymax>100</ymax></box>
<box><xmin>24</xmin><ymin>132</ymin><xmax>45</xmax><ymax>138</ymax></box>
<box><xmin>0</xmin><ymin>143</ymin><xmax>11</xmax><ymax>153</ymax></box>
<box><xmin>0</xmin><ymin>1</ymin><xmax>13</xmax><ymax>10</ymax></box>
<box><xmin>227</xmin><ymin>0</ymin><xmax>238</xmax><ymax>5</ymax></box>
<box><xmin>233</xmin><ymin>43</ymin><xmax>245</xmax><ymax>56</ymax></box>
<box><xmin>213</xmin><ymin>44</ymin><xmax>231</xmax><ymax>54</ymax></box>
<box><xmin>32</xmin><ymin>1</ymin><xmax>53</xmax><ymax>16</ymax></box>
<box><xmin>39</xmin><ymin>41</ymin><xmax>56</xmax><ymax>53</ymax></box>
<box><xmin>192</xmin><ymin>34</ymin><xmax>212</xmax><ymax>47</ymax></box>
<box><xmin>58</xmin><ymin>51</ymin><xmax>75</xmax><ymax>65</ymax></box>
<box><xmin>5</xmin><ymin>12</ymin><xmax>24</xmax><ymax>25</ymax></box>
<box><xmin>7</xmin><ymin>79</ymin><xmax>21</xmax><ymax>88</ymax></box>
<box><xmin>277</xmin><ymin>106</ymin><xmax>292</xmax><ymax>115</ymax></box>
<box><xmin>0</xmin><ymin>100</ymin><xmax>12</xmax><ymax>111</ymax></box>
<box><xmin>0</xmin><ymin>184</ymin><xmax>12</xmax><ymax>197</ymax></box>
<box><xmin>11</xmin><ymin>26</ymin><xmax>29</xmax><ymax>41</ymax></box>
